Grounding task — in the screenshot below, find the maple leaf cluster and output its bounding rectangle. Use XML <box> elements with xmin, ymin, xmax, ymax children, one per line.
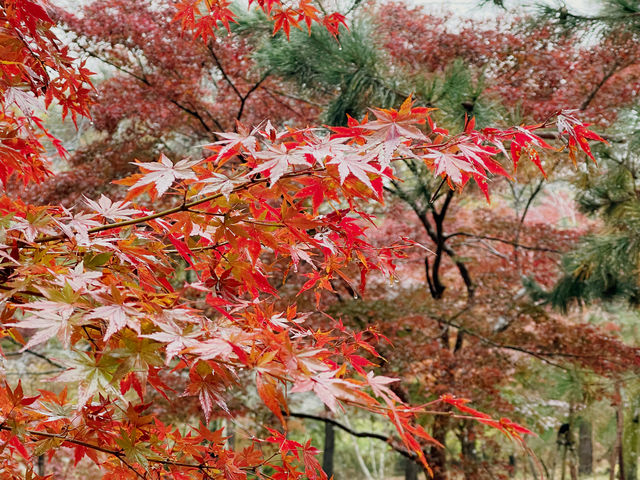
<box><xmin>0</xmin><ymin>0</ymin><xmax>92</xmax><ymax>186</ymax></box>
<box><xmin>175</xmin><ymin>0</ymin><xmax>347</xmax><ymax>40</ymax></box>
<box><xmin>0</xmin><ymin>94</ymin><xmax>604</xmax><ymax>477</ymax></box>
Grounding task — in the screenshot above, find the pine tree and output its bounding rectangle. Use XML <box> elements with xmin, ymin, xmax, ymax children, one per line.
<box><xmin>541</xmin><ymin>116</ymin><xmax>640</xmax><ymax>310</ymax></box>
<box><xmin>536</xmin><ymin>0</ymin><xmax>640</xmax><ymax>35</ymax></box>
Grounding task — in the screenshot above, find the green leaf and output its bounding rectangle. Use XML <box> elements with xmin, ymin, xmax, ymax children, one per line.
<box><xmin>84</xmin><ymin>252</ymin><xmax>112</xmax><ymax>268</ymax></box>
<box><xmin>115</xmin><ymin>429</ymin><xmax>155</xmax><ymax>468</ymax></box>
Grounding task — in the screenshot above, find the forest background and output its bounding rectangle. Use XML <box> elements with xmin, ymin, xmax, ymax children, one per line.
<box><xmin>1</xmin><ymin>0</ymin><xmax>640</xmax><ymax>479</ymax></box>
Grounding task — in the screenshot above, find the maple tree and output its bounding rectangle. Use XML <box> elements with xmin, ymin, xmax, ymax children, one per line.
<box><xmin>0</xmin><ymin>0</ymin><xmax>91</xmax><ymax>185</ymax></box>
<box><xmin>0</xmin><ymin>1</ymin><xmax>616</xmax><ymax>479</ymax></box>
<box><xmin>249</xmin><ymin>0</ymin><xmax>640</xmax><ymax>141</ymax></box>
<box><xmin>30</xmin><ymin>0</ymin><xmax>640</xmax><ymax>206</ymax></box>
<box><xmin>17</xmin><ymin>0</ymin><xmax>326</xmax><ymax>206</ymax></box>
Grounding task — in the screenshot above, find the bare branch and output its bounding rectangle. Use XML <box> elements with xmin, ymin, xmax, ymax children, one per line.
<box><xmin>287</xmin><ymin>412</ymin><xmax>418</xmax><ymax>461</ymax></box>
<box><xmin>445</xmin><ymin>232</ymin><xmax>562</xmax><ymax>253</ymax></box>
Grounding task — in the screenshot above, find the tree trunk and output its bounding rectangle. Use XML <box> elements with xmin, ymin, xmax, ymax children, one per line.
<box><xmin>508</xmin><ymin>454</ymin><xmax>516</xmax><ymax>478</ymax></box>
<box><xmin>623</xmin><ymin>405</ymin><xmax>639</xmax><ymax>480</ymax></box>
<box><xmin>561</xmin><ymin>442</ymin><xmax>568</xmax><ymax>480</ymax></box>
<box><xmin>550</xmin><ymin>441</ymin><xmax>558</xmax><ymax>480</ymax></box>
<box><xmin>619</xmin><ymin>397</ymin><xmax>626</xmax><ymax>480</ymax></box>
<box><xmin>624</xmin><ymin>410</ymin><xmax>640</xmax><ymax>480</ymax></box>
<box><xmin>558</xmin><ymin>423</ymin><xmax>572</xmax><ymax>480</ymax></box>
<box><xmin>37</xmin><ymin>455</ymin><xmax>45</xmax><ymax>476</ymax></box>
<box><xmin>459</xmin><ymin>422</ymin><xmax>478</xmax><ymax>479</ymax></box>
<box><xmin>569</xmin><ymin>451</ymin><xmax>578</xmax><ymax>480</ymax></box>
<box><xmin>430</xmin><ymin>416</ymin><xmax>449</xmax><ymax>480</ymax></box>
<box><xmin>405</xmin><ymin>457</ymin><xmax>419</xmax><ymax>480</ymax></box>
<box><xmin>578</xmin><ymin>419</ymin><xmax>593</xmax><ymax>475</ymax></box>
<box><xmin>612</xmin><ymin>383</ymin><xmax>624</xmax><ymax>480</ymax></box>
<box><xmin>322</xmin><ymin>421</ymin><xmax>335</xmax><ymax>479</ymax></box>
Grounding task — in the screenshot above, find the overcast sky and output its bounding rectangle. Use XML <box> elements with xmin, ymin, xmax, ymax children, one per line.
<box><xmin>416</xmin><ymin>0</ymin><xmax>601</xmax><ymax>18</ymax></box>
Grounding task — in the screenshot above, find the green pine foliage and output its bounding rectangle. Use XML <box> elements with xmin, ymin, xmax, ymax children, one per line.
<box><xmin>533</xmin><ymin>0</ymin><xmax>640</xmax><ymax>311</ymax></box>
<box><xmin>238</xmin><ymin>11</ymin><xmax>499</xmax><ymax>128</ymax></box>
<box><xmin>536</xmin><ymin>0</ymin><xmax>640</xmax><ymax>35</ymax></box>
<box><xmin>247</xmin><ymin>17</ymin><xmax>402</xmax><ymax>125</ymax></box>
<box><xmin>544</xmin><ymin>125</ymin><xmax>640</xmax><ymax>310</ymax></box>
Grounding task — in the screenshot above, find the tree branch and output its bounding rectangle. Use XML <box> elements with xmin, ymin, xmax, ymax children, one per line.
<box><xmin>237</xmin><ymin>70</ymin><xmax>271</xmax><ymax>121</ymax></box>
<box><xmin>168</xmin><ymin>99</ymin><xmax>220</xmax><ymax>135</ymax></box>
<box><xmin>78</xmin><ymin>45</ymin><xmax>221</xmax><ymax>136</ymax></box>
<box><xmin>0</xmin><ymin>426</ymin><xmax>219</xmax><ymax>470</ymax></box>
<box><xmin>33</xmin><ymin>167</ymin><xmax>323</xmax><ymax>244</ymax></box>
<box><xmin>444</xmin><ymin>232</ymin><xmax>562</xmax><ymax>253</ymax></box>
<box><xmin>2</xmin><ymin>338</ymin><xmax>65</xmax><ymax>369</ymax></box>
<box><xmin>430</xmin><ymin>314</ymin><xmax>604</xmax><ymax>370</ymax></box>
<box><xmin>207</xmin><ymin>42</ymin><xmax>244</xmax><ymax>101</ymax></box>
<box><xmin>580</xmin><ymin>60</ymin><xmax>621</xmax><ymax>111</ymax></box>
<box><xmin>287</xmin><ymin>412</ymin><xmax>418</xmax><ymax>461</ymax></box>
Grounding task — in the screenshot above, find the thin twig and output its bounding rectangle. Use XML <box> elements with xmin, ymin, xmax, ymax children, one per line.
<box><xmin>287</xmin><ymin>412</ymin><xmax>417</xmax><ymax>460</ymax></box>
<box><xmin>444</xmin><ymin>232</ymin><xmax>562</xmax><ymax>253</ymax></box>
<box><xmin>0</xmin><ymin>426</ymin><xmax>218</xmax><ymax>470</ymax></box>
<box><xmin>2</xmin><ymin>338</ymin><xmax>65</xmax><ymax>369</ymax></box>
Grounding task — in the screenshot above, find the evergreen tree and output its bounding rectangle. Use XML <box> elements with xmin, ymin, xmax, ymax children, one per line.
<box><xmin>537</xmin><ymin>0</ymin><xmax>640</xmax><ymax>34</ymax></box>
<box><xmin>242</xmin><ymin>11</ymin><xmax>497</xmax><ymax>127</ymax></box>
<box><xmin>543</xmin><ymin>139</ymin><xmax>640</xmax><ymax>309</ymax></box>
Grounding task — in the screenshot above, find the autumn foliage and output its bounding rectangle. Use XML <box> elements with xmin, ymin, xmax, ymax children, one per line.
<box><xmin>0</xmin><ymin>1</ymin><xmax>612</xmax><ymax>479</ymax></box>
<box><xmin>376</xmin><ymin>3</ymin><xmax>640</xmax><ymax>126</ymax></box>
<box><xmin>0</xmin><ymin>0</ymin><xmax>91</xmax><ymax>184</ymax></box>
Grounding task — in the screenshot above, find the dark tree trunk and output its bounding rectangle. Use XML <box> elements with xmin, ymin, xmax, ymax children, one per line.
<box><xmin>322</xmin><ymin>421</ymin><xmax>335</xmax><ymax>479</ymax></box>
<box><xmin>557</xmin><ymin>422</ymin><xmax>572</xmax><ymax>480</ymax></box>
<box><xmin>37</xmin><ymin>455</ymin><xmax>45</xmax><ymax>476</ymax></box>
<box><xmin>624</xmin><ymin>409</ymin><xmax>639</xmax><ymax>480</ymax></box>
<box><xmin>431</xmin><ymin>416</ymin><xmax>449</xmax><ymax>480</ymax></box>
<box><xmin>578</xmin><ymin>419</ymin><xmax>593</xmax><ymax>475</ymax></box>
<box><xmin>619</xmin><ymin>399</ymin><xmax>626</xmax><ymax>480</ymax></box>
<box><xmin>405</xmin><ymin>457</ymin><xmax>419</xmax><ymax>480</ymax></box>
<box><xmin>612</xmin><ymin>384</ymin><xmax>625</xmax><ymax>480</ymax></box>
